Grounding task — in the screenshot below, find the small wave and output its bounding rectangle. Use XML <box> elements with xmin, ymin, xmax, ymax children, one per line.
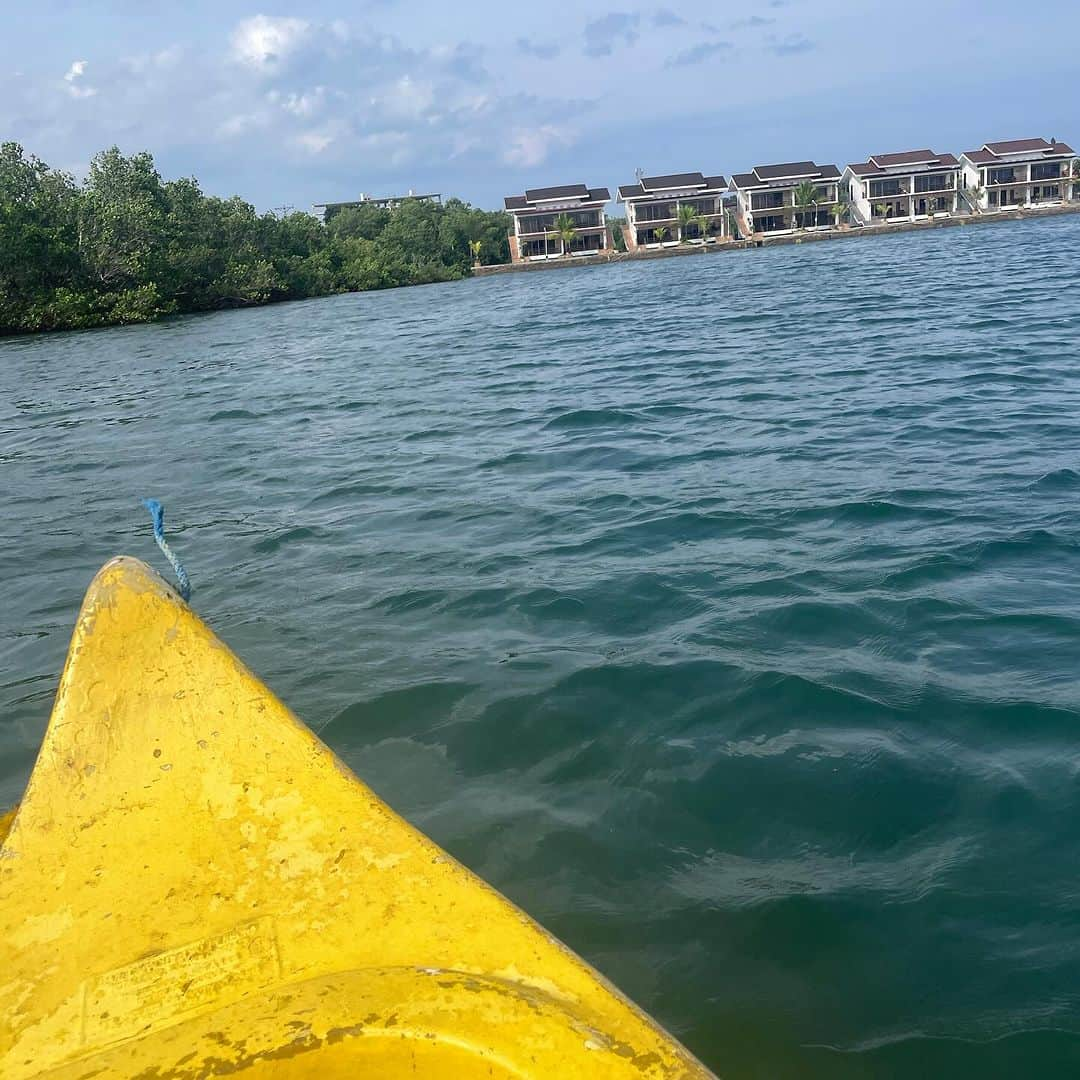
<box><xmin>542</xmin><ymin>407</ymin><xmax>648</xmax><ymax>431</ymax></box>
<box><xmin>251</xmin><ymin>525</ymin><xmax>328</xmax><ymax>554</ymax></box>
<box><xmin>1031</xmin><ymin>467</ymin><xmax>1080</xmax><ymax>490</ymax></box>
<box><xmin>208</xmin><ymin>408</ymin><xmax>260</xmax><ymax>421</ymax></box>
<box><xmin>785</xmin><ymin>499</ymin><xmax>953</xmax><ymax>526</ymax></box>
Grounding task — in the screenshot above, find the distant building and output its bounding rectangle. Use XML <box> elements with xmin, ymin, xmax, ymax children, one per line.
<box><xmin>728</xmin><ymin>162</ymin><xmax>842</xmax><ymax>234</ymax></box>
<box><xmin>312</xmin><ymin>190</ymin><xmax>442</xmax><ymax>223</ymax></box>
<box><xmin>503</xmin><ymin>184</ymin><xmax>611</xmax><ymax>262</ymax></box>
<box><xmin>843</xmin><ymin>149</ymin><xmax>960</xmax><ymax>225</ymax></box>
<box><xmin>616</xmin><ymin>173</ymin><xmax>729</xmax><ymax>249</ymax></box>
<box><xmin>959</xmin><ymin>139</ymin><xmax>1077</xmax><ymax>212</ymax></box>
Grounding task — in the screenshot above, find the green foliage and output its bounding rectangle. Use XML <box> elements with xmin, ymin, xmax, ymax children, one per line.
<box><xmin>792</xmin><ymin>180</ymin><xmax>819</xmax><ymax>229</ymax></box>
<box><xmin>611</xmin><ymin>220</ymin><xmax>627</xmax><ymax>252</ymax></box>
<box><xmin>0</xmin><ymin>142</ymin><xmax>512</xmax><ymax>336</ymax></box>
<box><xmin>676</xmin><ymin>202</ymin><xmax>697</xmax><ymax>241</ymax></box>
<box><xmin>553</xmin><ymin>212</ymin><xmax>577</xmax><ymax>255</ymax></box>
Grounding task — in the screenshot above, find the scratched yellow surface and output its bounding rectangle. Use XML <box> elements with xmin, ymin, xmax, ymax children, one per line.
<box><xmin>0</xmin><ymin>558</ymin><xmax>716</xmax><ymax>1078</ymax></box>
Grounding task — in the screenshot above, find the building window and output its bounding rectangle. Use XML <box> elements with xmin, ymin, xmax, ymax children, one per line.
<box><xmin>1032</xmin><ymin>163</ymin><xmax>1061</xmax><ymax>181</ymax></box>
<box><xmin>915</xmin><ymin>173</ymin><xmax>952</xmax><ymax>193</ymax></box>
<box><xmin>758</xmin><ymin>214</ymin><xmax>787</xmax><ymax>232</ymax></box>
<box><xmin>636</xmin><ymin>202</ymin><xmax>675</xmax><ymax>222</ymax></box>
<box><xmin>751</xmin><ymin>192</ymin><xmax>785</xmax><ymax>211</ymax></box>
<box><xmin>869</xmin><ymin>179</ymin><xmax>902</xmax><ymax>198</ymax></box>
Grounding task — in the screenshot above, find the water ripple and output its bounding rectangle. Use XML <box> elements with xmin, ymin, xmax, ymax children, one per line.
<box><xmin>3</xmin><ymin>215</ymin><xmax>1080</xmax><ymax>1078</ymax></box>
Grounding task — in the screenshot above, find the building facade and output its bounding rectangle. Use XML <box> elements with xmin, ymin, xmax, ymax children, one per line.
<box><xmin>503</xmin><ymin>184</ymin><xmax>611</xmax><ymax>262</ymax></box>
<box><xmin>728</xmin><ymin>162</ymin><xmax>842</xmax><ymax>234</ymax></box>
<box><xmin>959</xmin><ymin>139</ymin><xmax>1077</xmax><ymax>212</ymax></box>
<box><xmin>616</xmin><ymin>173</ymin><xmax>728</xmax><ymax>248</ymax></box>
<box><xmin>843</xmin><ymin>150</ymin><xmax>960</xmax><ymax>224</ymax></box>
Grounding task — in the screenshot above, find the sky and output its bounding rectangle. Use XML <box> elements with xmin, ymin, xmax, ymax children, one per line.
<box><xmin>2</xmin><ymin>0</ymin><xmax>1078</xmax><ymax>213</ymax></box>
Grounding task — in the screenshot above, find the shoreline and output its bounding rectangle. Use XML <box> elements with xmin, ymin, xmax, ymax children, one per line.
<box><xmin>473</xmin><ymin>201</ymin><xmax>1080</xmax><ymax>277</ymax></box>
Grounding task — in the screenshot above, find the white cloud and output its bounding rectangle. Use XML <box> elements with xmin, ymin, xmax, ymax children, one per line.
<box><xmin>63</xmin><ymin>59</ymin><xmax>97</xmax><ymax>99</ymax></box>
<box><xmin>6</xmin><ymin>13</ymin><xmax>593</xmax><ymax>208</ymax></box>
<box><xmin>216</xmin><ymin>112</ymin><xmax>268</xmax><ymax>138</ymax></box>
<box><xmin>502</xmin><ymin>125</ymin><xmax>575</xmax><ymax>168</ymax></box>
<box><xmin>230</xmin><ymin>15</ymin><xmax>311</xmax><ymax>70</ymax></box>
<box><xmin>384</xmin><ymin>75</ymin><xmax>435</xmax><ymax>118</ymax></box>
<box><xmin>294</xmin><ymin>130</ymin><xmax>333</xmax><ymax>154</ymax></box>
<box><xmin>275</xmin><ymin>87</ymin><xmax>328</xmax><ymax>117</ymax></box>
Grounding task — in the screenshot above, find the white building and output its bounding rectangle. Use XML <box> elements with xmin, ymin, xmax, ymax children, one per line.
<box><xmin>843</xmin><ymin>150</ymin><xmax>960</xmax><ymax>225</ymax></box>
<box><xmin>616</xmin><ymin>172</ymin><xmax>728</xmax><ymax>249</ymax></box>
<box><xmin>959</xmin><ymin>138</ymin><xmax>1077</xmax><ymax>212</ymax></box>
<box><xmin>503</xmin><ymin>184</ymin><xmax>611</xmax><ymax>262</ymax></box>
<box><xmin>728</xmin><ymin>161</ymin><xmax>842</xmax><ymax>235</ymax></box>
<box><xmin>312</xmin><ymin>191</ymin><xmax>441</xmax><ymax>223</ymax></box>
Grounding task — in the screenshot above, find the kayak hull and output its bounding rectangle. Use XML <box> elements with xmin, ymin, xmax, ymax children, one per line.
<box><xmin>1</xmin><ymin>558</ymin><xmax>714</xmax><ymax>1079</ymax></box>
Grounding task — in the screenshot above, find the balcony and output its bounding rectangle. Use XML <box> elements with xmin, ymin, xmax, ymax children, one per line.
<box><xmin>913</xmin><ymin>178</ymin><xmax>957</xmax><ymax>194</ymax></box>
<box><xmin>517</xmin><ymin>220</ymin><xmax>604</xmax><ymax>237</ymax></box>
<box><xmin>867</xmin><ymin>182</ymin><xmax>910</xmax><ymax>199</ymax></box>
<box><xmin>986</xmin><ymin>172</ymin><xmax>1023</xmax><ymax>187</ymax></box>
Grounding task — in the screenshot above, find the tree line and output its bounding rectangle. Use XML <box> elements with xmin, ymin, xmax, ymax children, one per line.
<box><xmin>0</xmin><ymin>143</ymin><xmax>511</xmax><ymax>337</ymax></box>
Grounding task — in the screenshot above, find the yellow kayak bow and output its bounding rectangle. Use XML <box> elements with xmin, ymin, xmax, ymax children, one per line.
<box><xmin>0</xmin><ymin>558</ymin><xmax>715</xmax><ymax>1078</ymax></box>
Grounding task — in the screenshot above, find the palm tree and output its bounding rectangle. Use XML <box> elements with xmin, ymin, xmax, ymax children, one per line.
<box><xmin>693</xmin><ymin>214</ymin><xmax>710</xmax><ymax>243</ymax></box>
<box><xmin>554</xmin><ymin>213</ymin><xmax>577</xmax><ymax>257</ymax></box>
<box><xmin>469</xmin><ymin>239</ymin><xmax>483</xmax><ymax>266</ymax></box>
<box><xmin>829</xmin><ymin>202</ymin><xmax>846</xmax><ymax>228</ymax></box>
<box><xmin>873</xmin><ymin>202</ymin><xmax>889</xmax><ymax>223</ymax></box>
<box><xmin>725</xmin><ymin>210</ymin><xmax>740</xmax><ymax>240</ymax></box>
<box><xmin>653</xmin><ymin>224</ymin><xmax>669</xmax><ymax>245</ymax></box>
<box><xmin>676</xmin><ymin>202</ymin><xmax>698</xmax><ymax>243</ymax></box>
<box><xmin>964</xmin><ymin>185</ymin><xmax>985</xmax><ymax>215</ymax></box>
<box><xmin>792</xmin><ymin>180</ymin><xmax>819</xmax><ymax>230</ymax></box>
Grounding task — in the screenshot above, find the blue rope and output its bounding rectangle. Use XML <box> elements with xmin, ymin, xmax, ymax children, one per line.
<box><xmin>141</xmin><ymin>498</ymin><xmax>192</xmax><ymax>602</ymax></box>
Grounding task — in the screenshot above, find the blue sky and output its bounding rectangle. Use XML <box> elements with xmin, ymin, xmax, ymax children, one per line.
<box><xmin>2</xmin><ymin>0</ymin><xmax>1077</xmax><ymax>212</ymax></box>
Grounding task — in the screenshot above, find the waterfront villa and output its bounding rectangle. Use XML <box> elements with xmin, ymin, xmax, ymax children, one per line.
<box><xmin>959</xmin><ymin>139</ymin><xmax>1077</xmax><ymax>212</ymax></box>
<box><xmin>843</xmin><ymin>150</ymin><xmax>960</xmax><ymax>224</ymax></box>
<box><xmin>728</xmin><ymin>162</ymin><xmax>842</xmax><ymax>234</ymax></box>
<box><xmin>503</xmin><ymin>184</ymin><xmax>611</xmax><ymax>262</ymax></box>
<box><xmin>615</xmin><ymin>172</ymin><xmax>728</xmax><ymax>248</ymax></box>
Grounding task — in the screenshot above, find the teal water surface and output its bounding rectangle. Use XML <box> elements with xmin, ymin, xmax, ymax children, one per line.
<box><xmin>4</xmin><ymin>216</ymin><xmax>1080</xmax><ymax>1077</ymax></box>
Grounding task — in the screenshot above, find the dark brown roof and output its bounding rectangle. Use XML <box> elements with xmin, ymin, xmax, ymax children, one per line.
<box><xmin>641</xmin><ymin>172</ymin><xmax>706</xmax><ymax>191</ymax></box>
<box><xmin>618</xmin><ymin>174</ymin><xmax>727</xmax><ymax>200</ymax></box>
<box><xmin>731</xmin><ymin>162</ymin><xmax>840</xmax><ymax>186</ymax></box>
<box><xmin>849</xmin><ymin>151</ymin><xmax>959</xmax><ymax>176</ymax></box>
<box><xmin>524</xmin><ymin>183</ymin><xmax>589</xmax><ymax>201</ymax></box>
<box><xmin>984</xmin><ymin>138</ymin><xmax>1052</xmax><ymax>155</ymax></box>
<box><xmin>870</xmin><ymin>149</ymin><xmax>938</xmax><ymax>167</ymax></box>
<box><xmin>964</xmin><ymin>139</ymin><xmax>1074</xmax><ymax>163</ymax></box>
<box><xmin>505</xmin><ymin>184</ymin><xmax>609</xmax><ymax>212</ymax></box>
<box><xmin>753</xmin><ymin>161</ymin><xmax>819</xmax><ymax>180</ymax></box>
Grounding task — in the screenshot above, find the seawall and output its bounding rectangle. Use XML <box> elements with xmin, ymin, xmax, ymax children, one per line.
<box><xmin>473</xmin><ymin>202</ymin><xmax>1080</xmax><ymax>277</ymax></box>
